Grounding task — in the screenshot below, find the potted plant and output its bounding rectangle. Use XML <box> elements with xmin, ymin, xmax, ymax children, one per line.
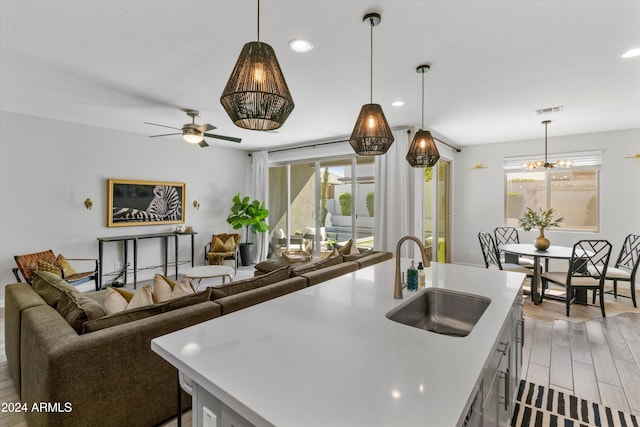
<box><xmin>226</xmin><ymin>193</ymin><xmax>270</xmax><ymax>265</ymax></box>
<box><xmin>518</xmin><ymin>207</ymin><xmax>564</xmax><ymax>250</ymax></box>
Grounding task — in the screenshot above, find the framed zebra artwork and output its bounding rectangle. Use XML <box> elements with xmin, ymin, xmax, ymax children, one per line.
<box><xmin>107</xmin><ymin>179</ymin><xmax>186</xmax><ymax>227</ymax></box>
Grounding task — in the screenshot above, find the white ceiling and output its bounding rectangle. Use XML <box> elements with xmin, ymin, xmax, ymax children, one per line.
<box><xmin>1</xmin><ymin>0</ymin><xmax>639</xmax><ymax>152</ymax></box>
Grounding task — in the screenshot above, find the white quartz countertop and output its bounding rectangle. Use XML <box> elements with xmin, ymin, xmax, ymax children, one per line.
<box><xmin>152</xmin><ymin>259</ymin><xmax>524</xmax><ymax>427</ymax></box>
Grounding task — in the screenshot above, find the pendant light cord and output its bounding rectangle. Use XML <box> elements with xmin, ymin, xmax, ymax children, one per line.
<box><xmin>421</xmin><ymin>71</ymin><xmax>425</xmax><ymax>129</ymax></box>
<box><xmin>369</xmin><ymin>17</ymin><xmax>373</xmax><ymax>104</ymax></box>
<box><xmin>257</xmin><ymin>0</ymin><xmax>260</xmax><ymax>42</ymax></box>
<box><xmin>544</xmin><ymin>121</ymin><xmax>548</xmax><ymax>162</ymax></box>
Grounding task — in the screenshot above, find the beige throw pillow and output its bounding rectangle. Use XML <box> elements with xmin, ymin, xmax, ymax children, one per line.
<box><xmin>104</xmin><ymin>285</ymin><xmax>154</xmax><ymax>315</ymax></box>
<box><xmin>54</xmin><ymin>254</ymin><xmax>77</xmax><ymax>276</ymax></box>
<box><xmin>153</xmin><ymin>274</ymin><xmax>195</xmax><ymax>303</ymax></box>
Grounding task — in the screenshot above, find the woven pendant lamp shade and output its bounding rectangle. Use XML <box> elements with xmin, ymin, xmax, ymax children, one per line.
<box><xmin>220</xmin><ymin>41</ymin><xmax>294</xmax><ymax>131</ymax></box>
<box><xmin>349</xmin><ymin>103</ymin><xmax>395</xmax><ymax>155</ymax></box>
<box><xmin>406</xmin><ymin>129</ymin><xmax>440</xmax><ymax>167</ymax></box>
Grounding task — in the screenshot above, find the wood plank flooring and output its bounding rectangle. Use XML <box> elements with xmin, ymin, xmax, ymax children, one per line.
<box><xmin>522</xmin><ymin>289</ymin><xmax>640</xmax><ymax>416</ymax></box>
<box><xmin>0</xmin><ymin>283</ymin><xmax>638</xmax><ymax>425</ymax></box>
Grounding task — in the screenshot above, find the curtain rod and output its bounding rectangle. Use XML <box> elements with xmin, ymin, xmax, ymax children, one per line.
<box><xmin>250</xmin><ymin>131</ymin><xmax>462</xmax><ymax>155</ymax></box>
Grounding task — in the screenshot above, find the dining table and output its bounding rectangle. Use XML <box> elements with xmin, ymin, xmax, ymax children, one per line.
<box><xmin>499</xmin><ymin>243</ymin><xmax>586</xmax><ymax>305</ymax></box>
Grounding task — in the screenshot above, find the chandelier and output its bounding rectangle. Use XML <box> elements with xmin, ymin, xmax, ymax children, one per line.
<box><xmin>524</xmin><ymin>120</ymin><xmax>572</xmax><ymax>169</ymax></box>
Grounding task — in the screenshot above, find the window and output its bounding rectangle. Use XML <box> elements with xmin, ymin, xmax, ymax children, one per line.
<box><xmin>504</xmin><ymin>152</ymin><xmax>600</xmax><ymax>231</ymax></box>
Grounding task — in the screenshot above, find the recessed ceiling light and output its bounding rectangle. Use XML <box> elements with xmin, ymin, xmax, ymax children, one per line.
<box><xmin>289</xmin><ymin>39</ymin><xmax>314</xmax><ymax>53</ymax></box>
<box><xmin>391</xmin><ymin>101</ymin><xmax>405</xmax><ymax>107</ymax></box>
<box><xmin>622</xmin><ymin>48</ymin><xmax>640</xmax><ymax>58</ymax></box>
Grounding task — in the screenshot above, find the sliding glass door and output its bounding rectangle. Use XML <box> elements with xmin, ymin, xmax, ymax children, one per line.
<box><xmin>423</xmin><ymin>159</ymin><xmax>451</xmax><ymax>262</ymax></box>
<box><xmin>268</xmin><ymin>156</ymin><xmax>375</xmax><ymax>258</ymax></box>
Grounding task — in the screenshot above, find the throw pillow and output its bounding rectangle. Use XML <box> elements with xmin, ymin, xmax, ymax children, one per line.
<box><xmin>83</xmin><ymin>289</ymin><xmax>213</xmax><ymax>333</ymax></box>
<box><xmin>209</xmin><ymin>266</ymin><xmax>290</xmax><ymax>300</ymax></box>
<box><xmin>36</xmin><ymin>260</ymin><xmax>62</xmax><ymax>276</ymax></box>
<box><xmin>211</xmin><ymin>237</ymin><xmax>225</xmax><ymax>251</ymax></box>
<box><xmin>54</xmin><ymin>254</ymin><xmax>78</xmax><ymax>276</ymax></box>
<box><xmin>32</xmin><ymin>270</ymin><xmax>78</xmax><ymax>307</ymax></box>
<box><xmin>104</xmin><ymin>285</ymin><xmax>155</xmax><ymax>315</ymax></box>
<box><xmin>153</xmin><ymin>274</ymin><xmax>195</xmax><ymax>303</ymax></box>
<box><xmin>343</xmin><ymin>248</ymin><xmax>374</xmax><ymax>262</ymax></box>
<box><xmin>290</xmin><ymin>254</ymin><xmax>344</xmax><ymax>277</ymax></box>
<box><xmin>337</xmin><ymin>239</ymin><xmax>353</xmax><ymax>255</ymax></box>
<box><xmin>223</xmin><ymin>236</ymin><xmax>236</xmax><ymax>251</ymax></box>
<box><xmin>57</xmin><ymin>290</ymin><xmax>106</xmax><ymax>334</ymax></box>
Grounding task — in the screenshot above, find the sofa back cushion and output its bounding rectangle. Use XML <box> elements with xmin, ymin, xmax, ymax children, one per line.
<box><xmin>210</xmin><ymin>266</ymin><xmax>290</xmax><ymax>300</ymax></box>
<box><xmin>343</xmin><ymin>249</ymin><xmax>375</xmax><ymax>262</ymax></box>
<box><xmin>57</xmin><ymin>290</ymin><xmax>107</xmax><ymax>334</ymax></box>
<box><xmin>290</xmin><ymin>254</ymin><xmax>344</xmax><ymax>277</ymax></box>
<box><xmin>83</xmin><ymin>288</ymin><xmax>212</xmax><ymax>334</ymax></box>
<box><xmin>32</xmin><ymin>271</ymin><xmax>78</xmax><ymax>307</ymax></box>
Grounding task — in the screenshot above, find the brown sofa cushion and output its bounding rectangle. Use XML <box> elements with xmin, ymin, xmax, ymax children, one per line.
<box><xmin>254</xmin><ymin>256</ymin><xmax>305</xmax><ymax>274</ymax></box>
<box><xmin>290</xmin><ymin>254</ymin><xmax>344</xmax><ymax>277</ymax></box>
<box><xmin>31</xmin><ymin>270</ymin><xmax>78</xmax><ymax>307</ymax></box>
<box><xmin>210</xmin><ymin>266</ymin><xmax>290</xmax><ymax>299</ymax></box>
<box><xmin>300</xmin><ymin>261</ymin><xmax>360</xmax><ymax>286</ymax></box>
<box><xmin>56</xmin><ymin>290</ymin><xmax>107</xmax><ymax>334</ymax></box>
<box><xmin>343</xmin><ymin>248</ymin><xmax>375</xmax><ymax>262</ymax></box>
<box><xmin>355</xmin><ymin>251</ymin><xmax>394</xmax><ymax>269</ymax></box>
<box><xmin>215</xmin><ymin>277</ymin><xmax>307</xmax><ymax>315</ymax></box>
<box><xmin>83</xmin><ymin>288</ymin><xmax>213</xmax><ymax>333</ymax></box>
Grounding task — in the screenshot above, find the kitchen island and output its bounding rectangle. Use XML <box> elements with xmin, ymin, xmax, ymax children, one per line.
<box><xmin>152</xmin><ymin>259</ymin><xmax>525</xmax><ymax>427</ymax></box>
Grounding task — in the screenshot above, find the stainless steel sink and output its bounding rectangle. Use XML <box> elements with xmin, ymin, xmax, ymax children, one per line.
<box><xmin>386</xmin><ymin>288</ymin><xmax>491</xmax><ymax>337</ymax></box>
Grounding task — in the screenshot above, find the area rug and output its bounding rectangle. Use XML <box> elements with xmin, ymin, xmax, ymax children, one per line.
<box><xmin>513</xmin><ymin>380</ymin><xmax>639</xmax><ymax>427</ymax></box>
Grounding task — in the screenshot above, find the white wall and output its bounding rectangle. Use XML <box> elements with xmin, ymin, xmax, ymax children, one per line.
<box><xmin>452</xmin><ymin>128</ymin><xmax>640</xmax><ymax>267</ymax></box>
<box><xmin>0</xmin><ymin>111</ymin><xmax>250</xmax><ymax>305</ymax></box>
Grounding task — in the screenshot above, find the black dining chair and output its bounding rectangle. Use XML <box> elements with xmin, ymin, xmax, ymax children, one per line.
<box><xmin>603</xmin><ymin>234</ymin><xmax>640</xmax><ymax>307</ymax></box>
<box><xmin>541</xmin><ymin>240</ymin><xmax>612</xmax><ymax>317</ymax></box>
<box><xmin>478</xmin><ymin>232</ymin><xmax>535</xmax><ymax>278</ymax></box>
<box><xmin>493</xmin><ymin>226</ymin><xmax>536</xmax><ymax>269</ymax></box>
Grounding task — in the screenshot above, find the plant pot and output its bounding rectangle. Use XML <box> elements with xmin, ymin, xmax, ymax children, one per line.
<box><xmin>239</xmin><ymin>243</ymin><xmax>254</xmax><ymax>266</ymax></box>
<box><xmin>534</xmin><ymin>228</ymin><xmax>550</xmax><ymax>251</ymax></box>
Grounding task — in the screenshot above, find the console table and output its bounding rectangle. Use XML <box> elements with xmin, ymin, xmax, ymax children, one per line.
<box><xmin>97</xmin><ymin>231</ymin><xmax>197</xmax><ymax>290</ymax></box>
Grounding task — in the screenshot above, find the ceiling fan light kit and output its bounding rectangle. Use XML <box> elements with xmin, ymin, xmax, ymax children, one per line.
<box><xmin>145</xmin><ymin>109</ymin><xmax>241</xmax><ymax>148</ymax></box>
<box><xmin>349</xmin><ymin>12</ymin><xmax>394</xmax><ymax>156</ymax></box>
<box><xmin>220</xmin><ymin>0</ymin><xmax>294</xmax><ymax>131</ymax></box>
<box><xmin>406</xmin><ymin>64</ymin><xmax>440</xmax><ymax>168</ymax></box>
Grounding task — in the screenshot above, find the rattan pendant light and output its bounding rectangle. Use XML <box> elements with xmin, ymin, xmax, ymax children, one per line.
<box><xmin>220</xmin><ymin>0</ymin><xmax>294</xmax><ymax>131</ymax></box>
<box><xmin>349</xmin><ymin>13</ymin><xmax>394</xmax><ymax>156</ymax></box>
<box><xmin>406</xmin><ymin>64</ymin><xmax>440</xmax><ymax>168</ymax></box>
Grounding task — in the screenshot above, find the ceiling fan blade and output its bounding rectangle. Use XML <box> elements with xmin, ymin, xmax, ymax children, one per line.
<box><xmin>203</xmin><ymin>133</ymin><xmax>242</xmax><ymax>143</ymax></box>
<box><xmin>196</xmin><ymin>123</ymin><xmax>215</xmax><ymax>133</ymax></box>
<box><xmin>199</xmin><ymin>140</ymin><xmax>209</xmax><ymax>148</ymax></box>
<box><xmin>144</xmin><ymin>122</ymin><xmax>182</xmax><ymax>131</ymax></box>
<box><xmin>149</xmin><ymin>133</ymin><xmax>181</xmax><ymax>138</ymax></box>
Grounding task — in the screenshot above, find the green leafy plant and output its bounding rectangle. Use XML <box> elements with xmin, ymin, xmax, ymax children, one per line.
<box><xmin>320</xmin><ymin>167</ymin><xmax>329</xmax><ymax>225</ymax></box>
<box><xmin>226</xmin><ymin>193</ymin><xmax>270</xmax><ymax>242</ymax></box>
<box><xmin>366</xmin><ymin>192</ymin><xmax>374</xmax><ymax>217</ymax></box>
<box><xmin>518</xmin><ymin>207</ymin><xmax>564</xmax><ymax>231</ymax></box>
<box><xmin>339</xmin><ymin>192</ymin><xmax>352</xmax><ymax>216</ymax></box>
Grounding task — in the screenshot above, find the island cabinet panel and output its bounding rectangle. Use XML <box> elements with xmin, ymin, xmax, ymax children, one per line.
<box><xmin>480</xmin><ymin>289</ymin><xmax>523</xmax><ymax>427</ymax></box>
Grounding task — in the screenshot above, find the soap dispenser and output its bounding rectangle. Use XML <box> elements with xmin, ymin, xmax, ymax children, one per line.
<box><xmin>407</xmin><ymin>260</ymin><xmax>418</xmax><ymax>291</ymax></box>
<box><xmin>417</xmin><ymin>262</ymin><xmax>425</xmax><ymax>288</ymax></box>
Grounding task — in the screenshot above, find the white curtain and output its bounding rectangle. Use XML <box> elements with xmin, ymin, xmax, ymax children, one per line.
<box><xmin>251</xmin><ymin>150</ymin><xmax>269</xmax><ymax>262</ymax></box>
<box><xmin>374</xmin><ymin>129</ymin><xmax>419</xmax><ymax>256</ymax></box>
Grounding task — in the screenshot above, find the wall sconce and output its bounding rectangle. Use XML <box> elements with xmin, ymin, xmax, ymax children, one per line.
<box><xmin>193</xmin><ymin>200</ymin><xmax>200</xmax><ymax>210</ymax></box>
<box><xmin>625</xmin><ymin>154</ymin><xmax>640</xmax><ymax>159</ymax></box>
<box><xmin>468</xmin><ymin>164</ymin><xmax>488</xmax><ymax>170</ymax></box>
<box><xmin>84</xmin><ymin>196</ymin><xmax>93</xmax><ymax>210</ymax></box>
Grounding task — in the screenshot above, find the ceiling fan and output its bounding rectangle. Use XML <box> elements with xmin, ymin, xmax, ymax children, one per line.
<box><xmin>145</xmin><ymin>110</ymin><xmax>242</xmax><ymax>148</ymax></box>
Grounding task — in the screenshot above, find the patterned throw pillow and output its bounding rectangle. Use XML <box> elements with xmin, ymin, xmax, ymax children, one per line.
<box><xmin>36</xmin><ymin>260</ymin><xmax>62</xmax><ymax>276</ymax></box>
<box><xmin>104</xmin><ymin>285</ymin><xmax>155</xmax><ymax>315</ymax></box>
<box><xmin>153</xmin><ymin>274</ymin><xmax>195</xmax><ymax>303</ymax></box>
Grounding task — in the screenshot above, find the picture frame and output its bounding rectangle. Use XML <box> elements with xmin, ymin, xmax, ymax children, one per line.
<box><xmin>107</xmin><ymin>178</ymin><xmax>185</xmax><ymax>227</ymax></box>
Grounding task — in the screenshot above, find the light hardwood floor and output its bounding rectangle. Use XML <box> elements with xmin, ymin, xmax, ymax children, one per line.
<box><xmin>1</xmin><ymin>283</ymin><xmax>638</xmax><ymax>425</ymax></box>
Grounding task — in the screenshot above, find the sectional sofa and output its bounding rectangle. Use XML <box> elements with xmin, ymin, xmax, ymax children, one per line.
<box><xmin>5</xmin><ymin>250</ymin><xmax>392</xmax><ymax>426</ymax></box>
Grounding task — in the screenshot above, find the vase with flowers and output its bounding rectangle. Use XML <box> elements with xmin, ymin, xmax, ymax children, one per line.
<box><xmin>518</xmin><ymin>207</ymin><xmax>564</xmax><ymax>250</ymax></box>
